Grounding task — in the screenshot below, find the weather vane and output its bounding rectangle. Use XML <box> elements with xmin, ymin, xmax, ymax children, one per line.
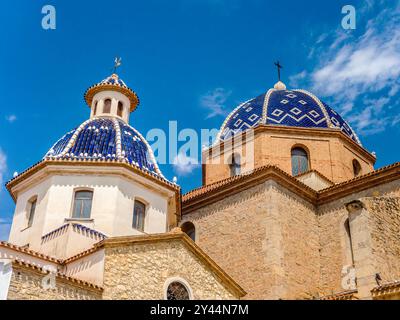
<box><xmin>274</xmin><ymin>61</ymin><xmax>283</xmax><ymax>81</ymax></box>
<box><xmin>113</xmin><ymin>57</ymin><xmax>122</xmax><ymax>74</ymax></box>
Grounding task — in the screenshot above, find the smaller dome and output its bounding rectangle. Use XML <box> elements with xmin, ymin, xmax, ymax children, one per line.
<box><xmin>84</xmin><ymin>74</ymin><xmax>140</xmax><ymax>112</ymax></box>
<box><xmin>45</xmin><ymin>118</ymin><xmax>163</xmax><ymax>177</ymax></box>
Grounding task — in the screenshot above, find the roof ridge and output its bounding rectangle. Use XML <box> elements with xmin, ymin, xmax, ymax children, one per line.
<box><xmin>319</xmin><ymin>161</ymin><xmax>400</xmax><ymax>193</ymax></box>
<box><xmin>183</xmin><ymin>165</ymin><xmax>316</xmax><ymax>202</ymax></box>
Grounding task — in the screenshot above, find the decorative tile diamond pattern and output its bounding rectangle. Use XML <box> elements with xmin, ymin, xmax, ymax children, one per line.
<box><xmin>323</xmin><ymin>102</ymin><xmax>359</xmax><ymax>143</ymax></box>
<box><xmin>220</xmin><ymin>93</ymin><xmax>265</xmax><ymax>140</ymax></box>
<box><xmin>218</xmin><ymin>88</ymin><xmax>360</xmax><ymax>145</ymax></box>
<box><xmin>267</xmin><ymin>90</ymin><xmax>327</xmax><ymax>128</ymax></box>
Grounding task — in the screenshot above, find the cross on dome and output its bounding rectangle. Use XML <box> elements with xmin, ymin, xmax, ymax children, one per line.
<box><xmin>274</xmin><ymin>61</ymin><xmax>283</xmax><ymax>81</ymax></box>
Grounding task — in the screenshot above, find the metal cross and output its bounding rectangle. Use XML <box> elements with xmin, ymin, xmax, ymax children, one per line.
<box><xmin>274</xmin><ymin>61</ymin><xmax>283</xmax><ymax>81</ymax></box>
<box><xmin>113</xmin><ymin>57</ymin><xmax>122</xmax><ymax>74</ymax></box>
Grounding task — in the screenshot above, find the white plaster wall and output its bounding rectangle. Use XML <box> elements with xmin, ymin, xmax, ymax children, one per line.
<box><xmin>8</xmin><ymin>178</ymin><xmax>52</xmax><ymax>249</ymax></box>
<box><xmin>0</xmin><ymin>248</ymin><xmax>59</xmax><ymax>270</ymax></box>
<box><xmin>114</xmin><ymin>178</ymin><xmax>168</xmax><ymax>236</ymax></box>
<box><xmin>8</xmin><ymin>171</ymin><xmax>170</xmax><ymax>251</ymax></box>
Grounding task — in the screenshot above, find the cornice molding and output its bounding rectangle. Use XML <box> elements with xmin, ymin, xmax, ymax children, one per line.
<box><xmin>6</xmin><ymin>159</ymin><xmax>180</xmax><ymax>203</ymax></box>
<box><xmin>182</xmin><ymin>162</ymin><xmax>400</xmax><ymax>213</ymax></box>
<box><xmin>204</xmin><ymin>125</ymin><xmax>376</xmax><ymax>165</ymax></box>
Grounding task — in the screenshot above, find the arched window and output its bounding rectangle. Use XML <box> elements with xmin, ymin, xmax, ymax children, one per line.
<box><xmin>72</xmin><ymin>190</ymin><xmax>93</xmax><ymax>219</ymax></box>
<box><xmin>166</xmin><ymin>281</ymin><xmax>191</xmax><ymax>300</ymax></box>
<box><xmin>133</xmin><ymin>200</ymin><xmax>146</xmax><ymax>231</ymax></box>
<box><xmin>229</xmin><ymin>154</ymin><xmax>241</xmax><ymax>177</ymax></box>
<box><xmin>352</xmin><ymin>159</ymin><xmax>362</xmax><ymax>177</ymax></box>
<box><xmin>27</xmin><ymin>197</ymin><xmax>37</xmax><ymax>227</ymax></box>
<box><xmin>181</xmin><ymin>221</ymin><xmax>195</xmax><ymax>241</ymax></box>
<box><xmin>103</xmin><ymin>99</ymin><xmax>112</xmax><ymax>114</ymax></box>
<box><xmin>93</xmin><ymin>101</ymin><xmax>98</xmax><ymax>115</ymax></box>
<box><xmin>291</xmin><ymin>147</ymin><xmax>309</xmax><ymax>176</ymax></box>
<box><xmin>117</xmin><ymin>101</ymin><xmax>124</xmax><ymax>117</ymax></box>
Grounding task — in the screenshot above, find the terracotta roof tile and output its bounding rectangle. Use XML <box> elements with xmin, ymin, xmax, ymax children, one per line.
<box><xmin>0</xmin><ymin>241</ymin><xmax>61</xmax><ymax>263</ymax></box>
<box><xmin>319</xmin><ymin>290</ymin><xmax>358</xmax><ymax>300</ymax></box>
<box><xmin>183</xmin><ymin>162</ymin><xmax>400</xmax><ymax>210</ymax></box>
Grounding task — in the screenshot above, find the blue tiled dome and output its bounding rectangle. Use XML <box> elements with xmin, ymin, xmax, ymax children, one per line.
<box><xmin>217</xmin><ymin>87</ymin><xmax>361</xmax><ymax>145</ymax></box>
<box><xmin>45</xmin><ymin>117</ymin><xmax>163</xmax><ymax>177</ymax></box>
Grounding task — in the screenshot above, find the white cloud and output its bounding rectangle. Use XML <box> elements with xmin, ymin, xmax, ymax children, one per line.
<box><xmin>172</xmin><ymin>152</ymin><xmax>200</xmax><ymax>176</ymax></box>
<box><xmin>200</xmin><ymin>88</ymin><xmax>232</xmax><ymax>119</ymax></box>
<box><xmin>289</xmin><ymin>70</ymin><xmax>307</xmax><ymax>88</ymax></box>
<box><xmin>0</xmin><ymin>148</ymin><xmax>7</xmax><ymax>186</ymax></box>
<box><xmin>292</xmin><ymin>2</ymin><xmax>400</xmax><ymax>136</ymax></box>
<box><xmin>5</xmin><ymin>115</ymin><xmax>17</xmax><ymax>123</ymax></box>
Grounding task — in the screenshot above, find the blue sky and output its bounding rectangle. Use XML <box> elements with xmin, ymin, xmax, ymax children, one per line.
<box><xmin>1</xmin><ymin>0</ymin><xmax>399</xmax><ymax>239</ymax></box>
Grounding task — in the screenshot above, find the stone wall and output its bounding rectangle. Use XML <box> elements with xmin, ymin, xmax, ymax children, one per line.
<box><xmin>367</xmin><ymin>196</ymin><xmax>400</xmax><ymax>282</ymax></box>
<box><xmin>273</xmin><ymin>183</ymin><xmax>320</xmax><ymax>299</ymax></box>
<box><xmin>317</xmin><ymin>179</ymin><xmax>400</xmax><ymax>297</ymax></box>
<box><xmin>101</xmin><ymin>239</ymin><xmax>237</xmax><ymax>300</ymax></box>
<box><xmin>182</xmin><ymin>180</ymin><xmax>320</xmax><ymax>299</ymax></box>
<box><xmin>203</xmin><ymin>128</ymin><xmax>374</xmax><ymax>185</ymax></box>
<box><xmin>317</xmin><ymin>201</ymin><xmax>349</xmax><ymax>295</ymax></box>
<box><xmin>7</xmin><ymin>265</ymin><xmax>102</xmax><ymax>300</ymax></box>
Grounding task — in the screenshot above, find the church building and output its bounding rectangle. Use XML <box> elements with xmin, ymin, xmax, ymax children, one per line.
<box><xmin>1</xmin><ymin>68</ymin><xmax>400</xmax><ymax>300</ymax></box>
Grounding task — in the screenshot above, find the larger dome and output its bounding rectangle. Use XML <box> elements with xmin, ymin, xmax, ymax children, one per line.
<box><xmin>217</xmin><ymin>84</ymin><xmax>361</xmax><ymax>145</ymax></box>
<box><xmin>44</xmin><ymin>117</ymin><xmax>163</xmax><ymax>177</ymax></box>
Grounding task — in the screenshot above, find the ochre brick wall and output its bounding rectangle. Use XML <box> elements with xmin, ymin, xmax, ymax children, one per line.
<box><xmin>204</xmin><ymin>129</ymin><xmax>374</xmax><ymax>185</ymax></box>
<box><xmin>183</xmin><ymin>180</ymin><xmax>320</xmax><ymax>299</ymax></box>
<box><xmin>7</xmin><ymin>266</ymin><xmax>101</xmax><ymax>300</ymax></box>
<box><xmin>184</xmin><ymin>176</ymin><xmax>400</xmax><ymax>299</ymax></box>
<box><xmin>101</xmin><ymin>240</ymin><xmax>237</xmax><ymax>300</ymax></box>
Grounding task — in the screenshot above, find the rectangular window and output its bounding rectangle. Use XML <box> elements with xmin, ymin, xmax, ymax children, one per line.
<box><xmin>72</xmin><ymin>191</ymin><xmax>93</xmax><ymax>219</ymax></box>
<box><xmin>133</xmin><ymin>200</ymin><xmax>146</xmax><ymax>232</ymax></box>
<box><xmin>27</xmin><ymin>199</ymin><xmax>37</xmax><ymax>227</ymax></box>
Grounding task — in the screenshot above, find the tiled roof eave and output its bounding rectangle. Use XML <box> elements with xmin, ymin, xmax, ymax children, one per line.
<box><xmin>183</xmin><ymin>165</ymin><xmax>319</xmax><ymax>213</ymax></box>
<box><xmin>182</xmin><ymin>162</ymin><xmax>400</xmax><ymax>212</ymax></box>
<box><xmin>372</xmin><ymin>280</ymin><xmax>400</xmax><ymax>298</ymax></box>
<box><xmin>97</xmin><ymin>231</ymin><xmax>247</xmax><ymax>298</ymax></box>
<box><xmin>0</xmin><ymin>241</ymin><xmax>61</xmax><ymax>263</ymax></box>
